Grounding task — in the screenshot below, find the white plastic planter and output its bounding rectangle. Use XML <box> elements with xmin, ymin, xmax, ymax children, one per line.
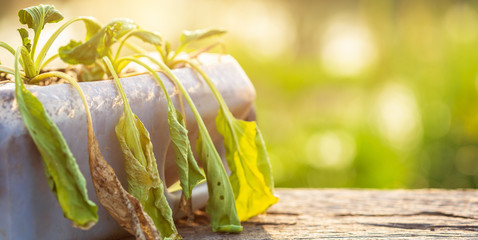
<box><xmin>0</xmin><ymin>54</ymin><xmax>256</xmax><ymax>240</ymax></box>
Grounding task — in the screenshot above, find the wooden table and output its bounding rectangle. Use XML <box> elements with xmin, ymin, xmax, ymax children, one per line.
<box><xmin>175</xmin><ymin>189</ymin><xmax>478</xmax><ymax>239</ymax></box>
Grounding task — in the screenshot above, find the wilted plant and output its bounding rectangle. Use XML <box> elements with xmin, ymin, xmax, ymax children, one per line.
<box><xmin>0</xmin><ymin>3</ymin><xmax>278</xmax><ymax>238</ymax></box>
<box><xmin>158</xmin><ymin>29</ymin><xmax>278</xmax><ymax>221</ymax></box>
<box><xmin>2</xmin><ymin>4</ymin><xmax>103</xmax><ymax>229</ymax></box>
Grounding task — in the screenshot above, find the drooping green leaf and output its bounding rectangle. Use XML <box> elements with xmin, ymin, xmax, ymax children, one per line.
<box><xmin>167</xmin><ymin>101</ymin><xmax>205</xmax><ymax>199</ymax></box>
<box><xmin>60</xmin><ymin>19</ymin><xmax>138</xmax><ymax>65</ymax></box>
<box><xmin>104</xmin><ymin>57</ymin><xmax>180</xmax><ymax>239</ymax></box>
<box><xmin>88</xmin><ymin>121</ymin><xmax>162</xmax><ymax>240</ymax></box>
<box><xmin>81</xmin><ymin>89</ymin><xmax>161</xmax><ymax>239</ymax></box>
<box><xmin>115</xmin><ymin>112</ymin><xmax>180</xmax><ymax>239</ymax></box>
<box><xmin>142</xmin><ymin>56</ymin><xmax>242</xmax><ymax>233</ymax></box>
<box><xmin>196</xmin><ymin>129</ymin><xmax>243</xmax><ymax>233</ymax></box>
<box><xmin>183</xmin><ymin>60</ymin><xmax>277</xmax><ymax>221</ymax></box>
<box><xmin>117</xmin><ymin>55</ymin><xmax>204</xmax><ymax>202</ymax></box>
<box><xmin>216</xmin><ymin>108</ymin><xmax>278</xmax><ymax>221</ymax></box>
<box><xmin>31</xmin><ymin>70</ymin><xmax>161</xmax><ymax>239</ymax></box>
<box><xmin>17</xmin><ymin>28</ymin><xmax>31</xmax><ymax>52</ymax></box>
<box><xmin>18</xmin><ymin>4</ymin><xmax>63</xmax><ymax>34</ymax></box>
<box><xmin>13</xmin><ymin>46</ymin><xmax>98</xmax><ymax>229</ymax></box>
<box><xmin>179</xmin><ymin>28</ymin><xmax>226</xmax><ymax>47</ymax></box>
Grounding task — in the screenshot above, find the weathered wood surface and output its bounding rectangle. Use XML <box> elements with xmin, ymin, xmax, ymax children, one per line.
<box><xmin>174</xmin><ymin>189</ymin><xmax>478</xmax><ymax>239</ymax></box>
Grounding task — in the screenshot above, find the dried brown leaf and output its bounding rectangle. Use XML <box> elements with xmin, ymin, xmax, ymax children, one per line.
<box><xmin>87</xmin><ymin>117</ymin><xmax>162</xmax><ymax>240</ymax></box>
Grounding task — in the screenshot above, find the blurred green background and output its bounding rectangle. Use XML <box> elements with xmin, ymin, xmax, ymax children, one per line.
<box><xmin>1</xmin><ymin>0</ymin><xmax>478</xmax><ymax>188</ymax></box>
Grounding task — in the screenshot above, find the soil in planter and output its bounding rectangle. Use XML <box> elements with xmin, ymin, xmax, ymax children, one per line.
<box><xmin>0</xmin><ymin>67</ymin><xmax>73</xmax><ymax>85</ymax></box>
<box><xmin>0</xmin><ymin>64</ymin><xmax>141</xmax><ymax>85</ymax></box>
<box><xmin>0</xmin><ymin>72</ymin><xmax>10</xmax><ymax>82</ymax></box>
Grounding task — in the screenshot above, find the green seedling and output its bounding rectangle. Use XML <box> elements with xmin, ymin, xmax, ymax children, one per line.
<box><xmin>59</xmin><ymin>18</ymin><xmax>162</xmax><ymax>81</ymax></box>
<box><xmin>1</xmin><ymin>4</ymin><xmax>103</xmax><ymax>229</ymax></box>
<box><xmin>0</xmin><ymin>5</ymin><xmax>101</xmax><ymax>81</ymax></box>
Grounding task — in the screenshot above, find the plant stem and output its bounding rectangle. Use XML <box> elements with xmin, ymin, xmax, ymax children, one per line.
<box><xmin>175</xmin><ymin>59</ymin><xmax>231</xmax><ymax>121</ymax></box>
<box><xmin>131</xmin><ymin>54</ymin><xmax>187</xmax><ymax>119</ymax></box>
<box><xmin>169</xmin><ymin>45</ymin><xmax>184</xmax><ymax>64</ymax></box>
<box><xmin>14</xmin><ymin>48</ymin><xmax>21</xmax><ymax>84</ymax></box>
<box><xmin>40</xmin><ymin>53</ymin><xmax>59</xmax><ymax>70</ymax></box>
<box><xmin>30</xmin><ymin>30</ymin><xmax>40</xmax><ymax>60</ymax></box>
<box><xmin>0</xmin><ymin>65</ymin><xmax>25</xmax><ymax>78</ymax></box>
<box><xmin>156</xmin><ymin>46</ymin><xmax>167</xmax><ymax>63</ymax></box>
<box><xmin>113</xmin><ymin>34</ymin><xmax>150</xmax><ymax>74</ymax></box>
<box><xmin>120</xmin><ymin>54</ymin><xmax>186</xmax><ymax>112</ymax></box>
<box><xmin>32</xmin><ymin>71</ymin><xmax>92</xmax><ymax>119</ymax></box>
<box><xmin>116</xmin><ymin>57</ymin><xmax>172</xmax><ymax>102</ymax></box>
<box><xmin>1</xmin><ymin>41</ymin><xmax>26</xmax><ymax>69</ymax></box>
<box><xmin>174</xmin><ymin>59</ymin><xmax>239</xmax><ymax>155</ymax></box>
<box><xmin>102</xmin><ymin>57</ymin><xmax>133</xmax><ymax>115</ymax></box>
<box><xmin>104</xmin><ymin>57</ymin><xmax>149</xmax><ymax>168</ymax></box>
<box><xmin>35</xmin><ymin>17</ymin><xmax>99</xmax><ymax>74</ymax></box>
<box><xmin>0</xmin><ymin>41</ymin><xmax>15</xmax><ymax>56</ymax></box>
<box><xmin>139</xmin><ymin>55</ymin><xmax>206</xmax><ymax>133</ymax></box>
<box><xmin>114</xmin><ymin>31</ymin><xmax>140</xmax><ymax>65</ymax></box>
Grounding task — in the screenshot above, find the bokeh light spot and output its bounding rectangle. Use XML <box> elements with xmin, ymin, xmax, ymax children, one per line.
<box><xmin>320</xmin><ymin>15</ymin><xmax>377</xmax><ymax>77</ymax></box>
<box><xmin>373</xmin><ymin>82</ymin><xmax>422</xmax><ymax>150</ymax></box>
<box><xmin>306</xmin><ymin>130</ymin><xmax>356</xmax><ymax>169</ymax></box>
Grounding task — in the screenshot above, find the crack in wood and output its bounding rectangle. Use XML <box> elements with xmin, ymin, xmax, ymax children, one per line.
<box><xmin>243</xmin><ymin>221</ymin><xmax>297</xmax><ymax>226</ymax></box>
<box><xmin>266</xmin><ymin>211</ymin><xmax>300</xmax><ymax>216</ymax></box>
<box><xmin>335</xmin><ymin>211</ymin><xmax>478</xmax><ymax>220</ymax></box>
<box><xmin>362</xmin><ymin>223</ymin><xmax>478</xmax><ymax>232</ymax></box>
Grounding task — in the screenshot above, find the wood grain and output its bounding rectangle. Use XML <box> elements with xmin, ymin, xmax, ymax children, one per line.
<box><xmin>175</xmin><ymin>189</ymin><xmax>478</xmax><ymax>239</ymax></box>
